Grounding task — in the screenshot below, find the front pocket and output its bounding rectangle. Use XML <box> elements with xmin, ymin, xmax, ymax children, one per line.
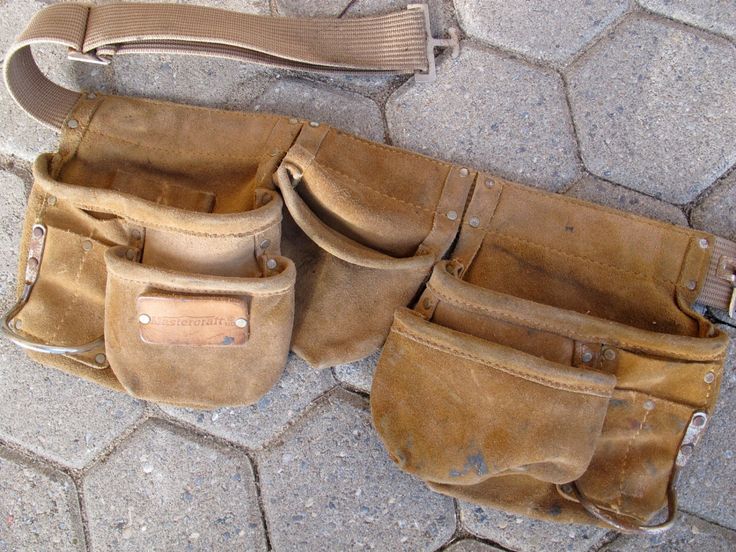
<box><xmin>104</xmin><ymin>246</ymin><xmax>296</xmax><ymax>408</ymax></box>
<box><xmin>371</xmin><ymin>308</ymin><xmax>616</xmax><ymax>486</ymax></box>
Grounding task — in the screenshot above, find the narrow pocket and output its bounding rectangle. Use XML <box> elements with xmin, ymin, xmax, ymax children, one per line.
<box><xmin>104</xmin><ymin>246</ymin><xmax>296</xmax><ymax>408</ymax></box>
<box><xmin>276</xmin><ymin>167</ymin><xmax>435</xmax><ymax>368</ymax></box>
<box><xmin>371</xmin><ymin>308</ymin><xmax>616</xmax><ymax>486</ymax></box>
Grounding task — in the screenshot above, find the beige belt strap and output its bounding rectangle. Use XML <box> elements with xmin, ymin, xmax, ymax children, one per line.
<box><xmin>4</xmin><ymin>2</ymin><xmax>452</xmax><ymax>130</ymax></box>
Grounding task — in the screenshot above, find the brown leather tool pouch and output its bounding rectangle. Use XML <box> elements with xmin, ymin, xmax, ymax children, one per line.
<box><xmin>372</xmin><ymin>175</ymin><xmax>731</xmax><ymax>532</ymax></box>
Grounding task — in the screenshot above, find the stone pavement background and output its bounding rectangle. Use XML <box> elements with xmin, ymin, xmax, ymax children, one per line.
<box><xmin>0</xmin><ymin>0</ymin><xmax>735</xmax><ymax>550</ymax></box>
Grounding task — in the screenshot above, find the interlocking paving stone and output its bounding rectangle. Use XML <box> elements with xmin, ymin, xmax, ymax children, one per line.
<box><xmin>454</xmin><ymin>0</ymin><xmax>629</xmax><ymax>64</ymax></box>
<box><xmin>250</xmin><ymin>78</ymin><xmax>386</xmax><ymax>142</ymax></box>
<box><xmin>83</xmin><ymin>420</ymin><xmax>266</xmax><ymax>551</ymax></box>
<box><xmin>162</xmin><ymin>353</ymin><xmax>335</xmax><ymax>449</ymax></box>
<box><xmin>332</xmin><ymin>351</ymin><xmax>379</xmax><ymax>394</ymax></box>
<box><xmin>639</xmin><ymin>0</ymin><xmax>736</xmax><ymax>40</ymax></box>
<box><xmin>258</xmin><ymin>390</ymin><xmax>456</xmax><ymax>551</ymax></box>
<box><xmin>445</xmin><ymin>538</ymin><xmax>505</xmax><ymax>552</ymax></box>
<box><xmin>0</xmin><ymin>447</ymin><xmax>85</xmax><ymax>551</ymax></box>
<box><xmin>460</xmin><ymin>503</ymin><xmax>611</xmax><ymax>552</ymax></box>
<box><xmin>566</xmin><ymin>174</ymin><xmax>688</xmax><ymax>226</ymax></box>
<box><xmin>691</xmin><ymin>170</ymin><xmax>736</xmax><ymax>241</ymax></box>
<box><xmin>602</xmin><ymin>511</ymin><xmax>736</xmax><ymax>551</ymax></box>
<box><xmin>387</xmin><ymin>43</ymin><xmax>580</xmax><ymax>192</ymax></box>
<box><xmin>0</xmin><ymin>169</ymin><xmax>145</xmax><ymax>470</ymax></box>
<box><xmin>567</xmin><ymin>15</ymin><xmax>736</xmax><ymax>204</ymax></box>
<box><xmin>678</xmin><ymin>325</ymin><xmax>736</xmax><ymax>529</ymax></box>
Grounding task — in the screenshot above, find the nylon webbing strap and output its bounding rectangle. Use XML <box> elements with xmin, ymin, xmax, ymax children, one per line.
<box><xmin>4</xmin><ymin>2</ymin><xmax>432</xmax><ymax>130</ymax></box>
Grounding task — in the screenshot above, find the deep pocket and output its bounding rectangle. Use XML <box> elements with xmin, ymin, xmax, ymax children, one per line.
<box><xmin>371</xmin><ymin>308</ymin><xmax>616</xmax><ymax>486</ymax></box>
<box><xmin>104</xmin><ymin>246</ymin><xmax>296</xmax><ymax>408</ymax></box>
<box><xmin>276</xmin><ymin>168</ymin><xmax>435</xmax><ymax>368</ymax></box>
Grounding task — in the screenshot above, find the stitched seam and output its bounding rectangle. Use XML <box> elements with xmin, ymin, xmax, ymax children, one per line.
<box><xmin>49</xmin><ymin>232</ymin><xmax>93</xmax><ymax>342</ymax></box>
<box><xmin>85</xmin><ymin>127</ymin><xmax>264</xmax><ymax>162</ymax></box>
<box><xmin>128</xmin><ymin>96</ymin><xmax>282</xmax><ymax>120</ymax></box>
<box><xmin>71</xmin><ymin>203</ymin><xmax>279</xmax><ymax>237</ymax></box>
<box><xmin>514</xmin><ymin>185</ymin><xmax>692</xmax><ymax>239</ymax></box>
<box><xmin>314</xmin><ymin>162</ymin><xmax>436</xmax><ymax>215</ymax></box>
<box><xmin>615</xmin><ymin>406</ymin><xmax>651</xmax><ymax>512</ymax></box>
<box><xmin>332</xmin><ymin>129</ymin><xmax>453</xmax><ymax>169</ymax></box>
<box><xmin>488</xmin><ymin>231</ymin><xmax>678</xmax><ymax>286</ymax></box>
<box><xmin>109</xmin><ymin>273</ymin><xmax>292</xmax><ymax>297</ymax></box>
<box><xmin>392</xmin><ymin>326</ymin><xmax>612</xmax><ymax>397</ymax></box>
<box><xmin>427</xmin><ymin>283</ymin><xmax>722</xmax><ymax>361</ymax></box>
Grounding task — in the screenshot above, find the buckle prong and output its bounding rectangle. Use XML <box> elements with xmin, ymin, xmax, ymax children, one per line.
<box><xmin>408</xmin><ymin>4</ymin><xmax>460</xmax><ymax>83</ymax></box>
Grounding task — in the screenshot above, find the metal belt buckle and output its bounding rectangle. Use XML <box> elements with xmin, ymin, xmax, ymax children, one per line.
<box><xmin>408</xmin><ymin>3</ymin><xmax>460</xmax><ymax>83</ymax></box>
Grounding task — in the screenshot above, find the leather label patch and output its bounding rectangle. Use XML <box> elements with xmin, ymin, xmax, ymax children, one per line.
<box><xmin>136</xmin><ymin>295</ymin><xmax>249</xmax><ymax>346</ymax></box>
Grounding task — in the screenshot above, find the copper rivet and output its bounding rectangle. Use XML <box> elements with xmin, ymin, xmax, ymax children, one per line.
<box><xmin>95</xmin><ymin>353</ymin><xmax>107</xmax><ymax>365</ymax></box>
<box><xmin>266</xmin><ymin>258</ymin><xmax>278</xmax><ymax>270</ymax></box>
<box><xmin>469</xmin><ymin>216</ymin><xmax>481</xmax><ymax>228</ymax></box>
<box><xmin>643</xmin><ymin>399</ymin><xmax>656</xmax><ymax>411</ymax></box>
<box><xmin>698</xmin><ymin>238</ymin><xmax>709</xmax><ymax>249</ymax></box>
<box><xmin>82</xmin><ymin>240</ymin><xmax>93</xmax><ymax>252</ymax></box>
<box><xmin>687</xmin><ymin>280</ymin><xmax>697</xmax><ymax>291</ymax></box>
<box><xmin>67</xmin><ymin>119</ymin><xmax>79</xmax><ymax>129</ymax></box>
<box><xmin>447</xmin><ymin>210</ymin><xmax>458</xmax><ymax>221</ymax></box>
<box><xmin>485</xmin><ymin>179</ymin><xmax>494</xmax><ymax>188</ymax></box>
<box><xmin>289</xmin><ymin>118</ymin><xmax>299</xmax><ymax>124</ymax></box>
<box><xmin>139</xmin><ymin>314</ymin><xmax>151</xmax><ymax>325</ymax></box>
<box><xmin>561</xmin><ymin>484</ymin><xmax>573</xmax><ymax>494</ymax></box>
<box><xmin>87</xmin><ymin>92</ymin><xmax>97</xmax><ymax>100</ymax></box>
<box><xmin>704</xmin><ymin>371</ymin><xmax>715</xmax><ymax>384</ymax></box>
<box><xmin>32</xmin><ymin>227</ymin><xmax>44</xmax><ymax>238</ymax></box>
<box><xmin>459</xmin><ymin>168</ymin><xmax>469</xmax><ymax>177</ymax></box>
<box><xmin>680</xmin><ymin>444</ymin><xmax>694</xmax><ymax>456</ymax></box>
<box><xmin>126</xmin><ymin>249</ymin><xmax>136</xmax><ymax>260</ymax></box>
<box><xmin>309</xmin><ymin>121</ymin><xmax>320</xmax><ymax>127</ymax></box>
<box><xmin>693</xmin><ymin>413</ymin><xmax>707</xmax><ymax>427</ymax></box>
<box><xmin>422</xmin><ymin>298</ymin><xmax>432</xmax><ymax>309</ymax></box>
<box><xmin>27</xmin><ymin>257</ymin><xmax>39</xmax><ymax>269</ymax></box>
<box><xmin>235</xmin><ymin>318</ymin><xmax>248</xmax><ymax>328</ymax></box>
<box><xmin>260</xmin><ymin>239</ymin><xmax>271</xmax><ymax>250</ymax></box>
<box><xmin>581</xmin><ymin>351</ymin><xmax>593</xmax><ymax>363</ymax></box>
<box><xmin>603</xmin><ymin>348</ymin><xmax>616</xmax><ymax>361</ymax></box>
<box><xmin>47</xmin><ymin>196</ymin><xmax>57</xmax><ymax>206</ymax></box>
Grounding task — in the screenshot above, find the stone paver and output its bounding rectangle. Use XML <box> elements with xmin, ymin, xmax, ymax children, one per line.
<box><xmin>258</xmin><ymin>390</ymin><xmax>456</xmax><ymax>551</ymax></box>
<box><xmin>387</xmin><ymin>43</ymin><xmax>580</xmax><ymax>192</ymax></box>
<box><xmin>162</xmin><ymin>354</ymin><xmax>335</xmax><ymax>449</ymax></box>
<box><xmin>332</xmin><ymin>351</ymin><xmax>379</xmax><ymax>394</ymax></box>
<box><xmin>83</xmin><ymin>420</ymin><xmax>266</xmax><ymax>551</ymax></box>
<box><xmin>639</xmin><ymin>0</ymin><xmax>736</xmax><ymax>40</ymax></box>
<box><xmin>0</xmin><ymin>447</ymin><xmax>85</xmax><ymax>551</ymax></box>
<box><xmin>455</xmin><ymin>0</ymin><xmax>629</xmax><ymax>64</ymax></box>
<box><xmin>678</xmin><ymin>325</ymin><xmax>736</xmax><ymax>529</ymax></box>
<box><xmin>0</xmin><ymin>170</ymin><xmax>27</xmax><ymax>306</ymax></box>
<box><xmin>567</xmin><ymin>15</ymin><xmax>736</xmax><ymax>204</ymax></box>
<box><xmin>251</xmin><ymin>79</ymin><xmax>386</xmax><ymax>142</ymax></box>
<box><xmin>691</xmin><ymin>169</ymin><xmax>736</xmax><ymax>241</ymax></box>
<box><xmin>602</xmin><ymin>511</ymin><xmax>736</xmax><ymax>551</ymax></box>
<box><xmin>566</xmin><ymin>174</ymin><xmax>688</xmax><ymax>226</ymax></box>
<box><xmin>460</xmin><ymin>503</ymin><xmax>611</xmax><ymax>552</ymax></box>
<box><xmin>445</xmin><ymin>539</ymin><xmax>504</xmax><ymax>552</ymax></box>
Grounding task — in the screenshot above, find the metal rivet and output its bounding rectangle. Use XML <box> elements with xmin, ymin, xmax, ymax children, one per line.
<box><xmin>125</xmin><ymin>249</ymin><xmax>136</xmax><ymax>260</ymax></box>
<box><xmin>468</xmin><ymin>216</ymin><xmax>481</xmax><ymax>228</ymax></box>
<box><xmin>686</xmin><ymin>280</ymin><xmax>697</xmax><ymax>291</ymax></box>
<box><xmin>643</xmin><ymin>399</ymin><xmax>656</xmax><ymax>411</ymax></box>
<box><xmin>446</xmin><ymin>264</ymin><xmax>455</xmax><ymax>274</ymax></box>
<box><xmin>603</xmin><ymin>348</ymin><xmax>616</xmax><ymax>361</ymax></box>
<box><xmin>131</xmin><ymin>229</ymin><xmax>142</xmax><ymax>240</ymax></box>
<box><xmin>270</xmin><ymin>150</ymin><xmax>280</xmax><ymax>157</ymax></box>
<box><xmin>32</xmin><ymin>227</ymin><xmax>44</xmax><ymax>238</ymax></box>
<box><xmin>581</xmin><ymin>351</ymin><xmax>593</xmax><ymax>363</ymax></box>
<box><xmin>260</xmin><ymin>239</ymin><xmax>271</xmax><ymax>250</ymax></box>
<box><xmin>289</xmin><ymin>118</ymin><xmax>299</xmax><ymax>125</ymax></box>
<box><xmin>27</xmin><ymin>257</ymin><xmax>39</xmax><ymax>270</ymax></box>
<box><xmin>67</xmin><ymin>119</ymin><xmax>79</xmax><ymax>129</ymax></box>
<box><xmin>82</xmin><ymin>240</ymin><xmax>93</xmax><ymax>252</ymax></box>
<box><xmin>13</xmin><ymin>319</ymin><xmax>22</xmax><ymax>330</ymax></box>
<box><xmin>446</xmin><ymin>210</ymin><xmax>458</xmax><ymax>221</ymax></box>
<box><xmin>422</xmin><ymin>298</ymin><xmax>432</xmax><ymax>309</ymax></box>
<box><xmin>692</xmin><ymin>413</ymin><xmax>707</xmax><ymax>427</ymax></box>
<box><xmin>266</xmin><ymin>258</ymin><xmax>278</xmax><ymax>270</ymax></box>
<box><xmin>698</xmin><ymin>238</ymin><xmax>709</xmax><ymax>249</ymax></box>
<box><xmin>309</xmin><ymin>121</ymin><xmax>320</xmax><ymax>127</ymax></box>
<box><xmin>560</xmin><ymin>484</ymin><xmax>573</xmax><ymax>494</ymax></box>
<box><xmin>485</xmin><ymin>178</ymin><xmax>495</xmax><ymax>188</ymax></box>
<box><xmin>235</xmin><ymin>318</ymin><xmax>248</xmax><ymax>328</ymax></box>
<box><xmin>139</xmin><ymin>314</ymin><xmax>151</xmax><ymax>325</ymax></box>
<box><xmin>680</xmin><ymin>443</ymin><xmax>694</xmax><ymax>456</ymax></box>
<box><xmin>704</xmin><ymin>371</ymin><xmax>715</xmax><ymax>384</ymax></box>
<box><xmin>459</xmin><ymin>168</ymin><xmax>469</xmax><ymax>177</ymax></box>
<box><xmin>47</xmin><ymin>196</ymin><xmax>57</xmax><ymax>206</ymax></box>
<box><xmin>95</xmin><ymin>353</ymin><xmax>107</xmax><ymax>365</ymax></box>
<box><xmin>86</xmin><ymin>92</ymin><xmax>97</xmax><ymax>100</ymax></box>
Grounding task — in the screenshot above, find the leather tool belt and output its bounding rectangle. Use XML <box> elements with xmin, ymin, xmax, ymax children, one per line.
<box><xmin>4</xmin><ymin>1</ymin><xmax>735</xmax><ymax>534</ymax></box>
